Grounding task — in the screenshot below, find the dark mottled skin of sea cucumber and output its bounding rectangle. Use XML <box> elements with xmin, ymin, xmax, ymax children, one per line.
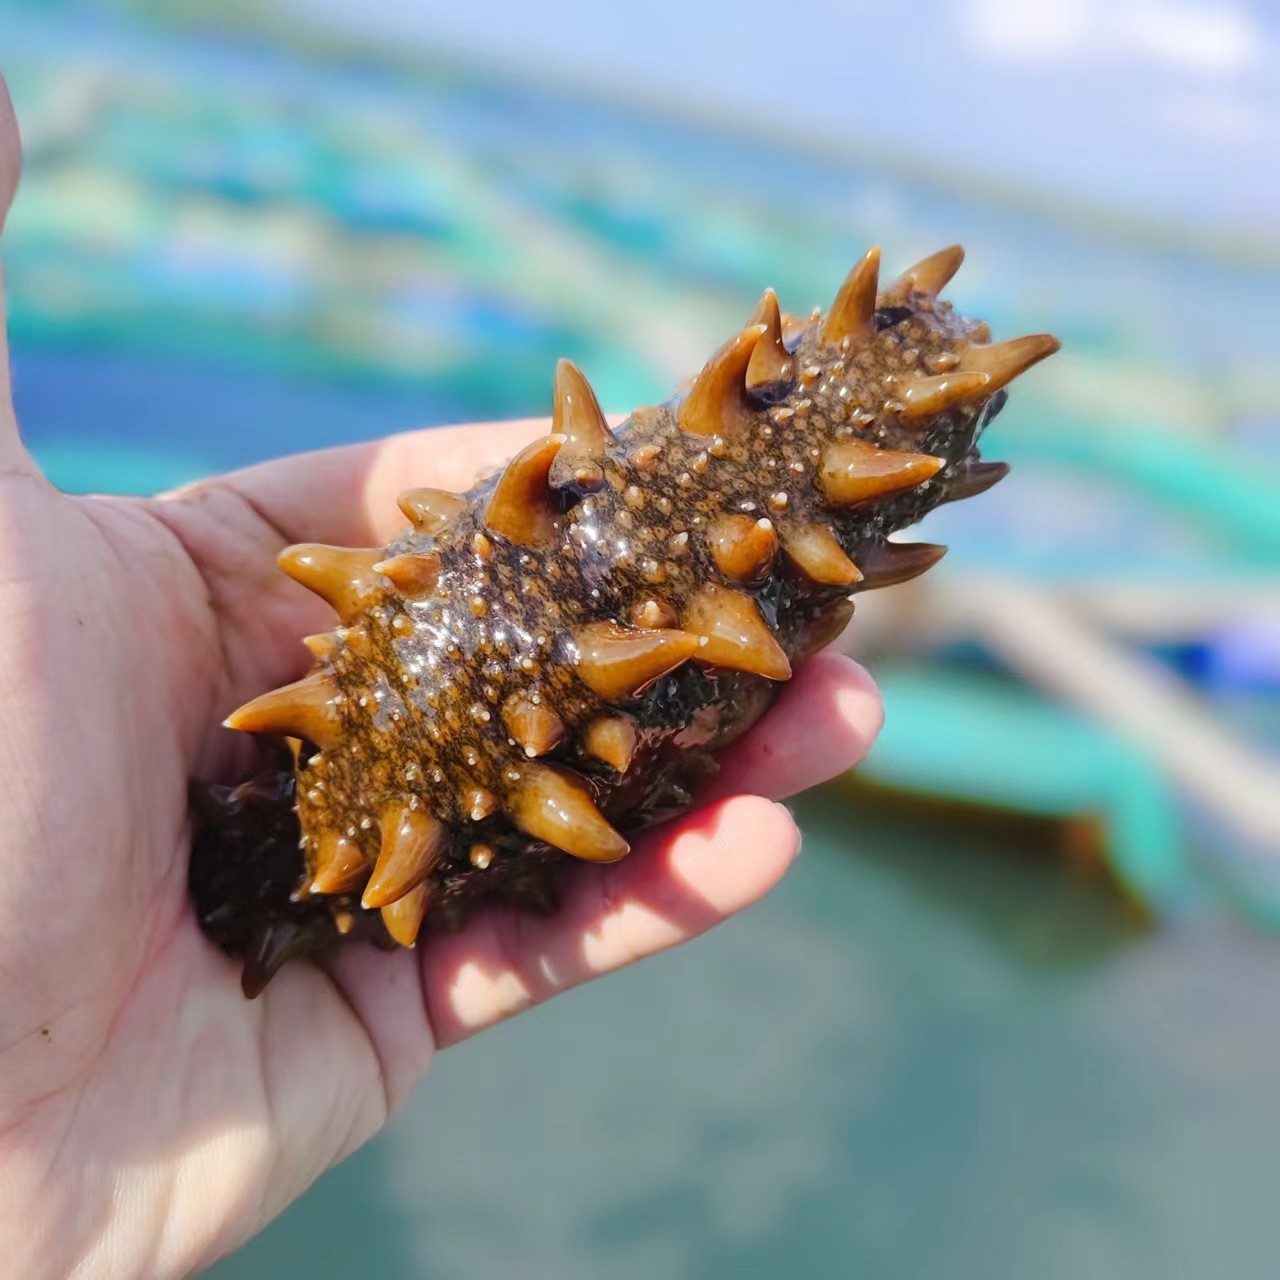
<box><xmin>193</xmin><ymin>293</ymin><xmax>997</xmax><ymax>965</ymax></box>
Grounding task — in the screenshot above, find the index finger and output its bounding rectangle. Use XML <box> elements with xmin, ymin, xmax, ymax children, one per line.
<box><xmin>200</xmin><ymin>417</ymin><xmax>550</xmax><ymax>549</ymax></box>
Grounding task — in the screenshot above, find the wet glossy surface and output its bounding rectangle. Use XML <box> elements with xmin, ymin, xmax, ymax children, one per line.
<box><xmin>204</xmin><ymin>255</ymin><xmax>1043</xmax><ymax>979</ymax></box>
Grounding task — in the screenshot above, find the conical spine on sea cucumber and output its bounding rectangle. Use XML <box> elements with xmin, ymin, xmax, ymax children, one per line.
<box><xmin>202</xmin><ymin>245</ymin><xmax>1060</xmax><ymax>994</ymax></box>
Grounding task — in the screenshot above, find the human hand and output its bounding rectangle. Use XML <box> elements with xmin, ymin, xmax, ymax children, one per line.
<box><xmin>0</xmin><ymin>82</ymin><xmax>882</xmax><ymax>1278</ymax></box>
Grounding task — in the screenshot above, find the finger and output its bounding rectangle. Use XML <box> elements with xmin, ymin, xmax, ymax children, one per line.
<box><xmin>196</xmin><ymin>417</ymin><xmax>549</xmax><ymax>549</ymax></box>
<box><xmin>421</xmin><ymin>794</ymin><xmax>799</xmax><ymax>1047</ymax></box>
<box><xmin>0</xmin><ymin>75</ymin><xmax>19</xmax><ymax>230</ymax></box>
<box><xmin>709</xmin><ymin>651</ymin><xmax>883</xmax><ymax>801</ymax></box>
<box><xmin>326</xmin><ymin>943</ymin><xmax>435</xmax><ymax>1115</ymax></box>
<box><xmin>0</xmin><ymin>73</ymin><xmax>32</xmax><ymax>472</ymax></box>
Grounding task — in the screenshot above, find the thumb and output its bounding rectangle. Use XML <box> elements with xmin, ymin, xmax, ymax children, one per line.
<box><xmin>0</xmin><ymin>75</ymin><xmax>17</xmax><ymax>230</ymax></box>
<box><xmin>0</xmin><ymin>74</ymin><xmax>33</xmax><ymax>471</ymax></box>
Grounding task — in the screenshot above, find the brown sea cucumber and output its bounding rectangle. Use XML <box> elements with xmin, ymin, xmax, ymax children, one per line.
<box><xmin>191</xmin><ymin>245</ymin><xmax>1059</xmax><ymax>995</ymax></box>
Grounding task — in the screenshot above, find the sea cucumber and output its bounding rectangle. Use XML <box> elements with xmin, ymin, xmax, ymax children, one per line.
<box><xmin>191</xmin><ymin>245</ymin><xmax>1060</xmax><ymax>995</ymax></box>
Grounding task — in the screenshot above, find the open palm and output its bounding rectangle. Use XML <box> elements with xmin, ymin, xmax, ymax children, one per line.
<box><xmin>0</xmin><ymin>85</ymin><xmax>883</xmax><ymax>1278</ymax></box>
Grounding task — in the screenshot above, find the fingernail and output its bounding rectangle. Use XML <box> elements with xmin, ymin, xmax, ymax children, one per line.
<box><xmin>775</xmin><ymin>801</ymin><xmax>802</xmax><ymax>858</ymax></box>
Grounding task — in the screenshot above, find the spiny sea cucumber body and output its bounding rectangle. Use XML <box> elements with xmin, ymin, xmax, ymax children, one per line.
<box><xmin>191</xmin><ymin>245</ymin><xmax>1060</xmax><ymax>996</ymax></box>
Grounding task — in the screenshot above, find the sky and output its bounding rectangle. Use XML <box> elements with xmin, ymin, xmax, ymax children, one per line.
<box><xmin>282</xmin><ymin>0</ymin><xmax>1279</xmax><ymax>244</ymax></box>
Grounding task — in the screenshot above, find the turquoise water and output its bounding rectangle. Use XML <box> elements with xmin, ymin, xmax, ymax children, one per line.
<box><xmin>208</xmin><ymin>791</ymin><xmax>1280</xmax><ymax>1278</ymax></box>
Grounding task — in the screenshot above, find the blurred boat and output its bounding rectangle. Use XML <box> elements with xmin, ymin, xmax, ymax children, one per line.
<box><xmin>847</xmin><ymin>665</ymin><xmax>1188</xmax><ymax>915</ymax></box>
<box><xmin>845</xmin><ymin>418</ymin><xmax>1280</xmax><ymax>917</ymax></box>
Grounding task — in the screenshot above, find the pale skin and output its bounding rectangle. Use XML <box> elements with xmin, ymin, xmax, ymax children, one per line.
<box><xmin>0</xmin><ymin>82</ymin><xmax>883</xmax><ymax>1278</ymax></box>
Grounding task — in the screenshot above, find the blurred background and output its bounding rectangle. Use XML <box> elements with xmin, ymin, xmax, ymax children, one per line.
<box><xmin>3</xmin><ymin>0</ymin><xmax>1280</xmax><ymax>1274</ymax></box>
